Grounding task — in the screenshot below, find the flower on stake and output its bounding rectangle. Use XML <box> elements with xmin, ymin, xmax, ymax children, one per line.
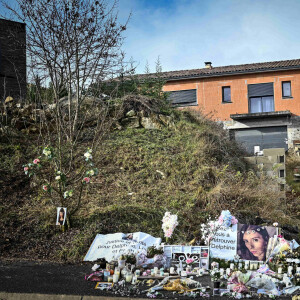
<box><xmin>162</xmin><ymin>212</ymin><xmax>178</xmax><ymax>241</ymax></box>
<box><xmin>33</xmin><ymin>158</ymin><xmax>40</xmax><ymax>165</ymax></box>
<box><xmin>83</xmin><ymin>177</ymin><xmax>90</xmax><ymax>184</ymax></box>
<box><xmin>63</xmin><ymin>190</ymin><xmax>73</xmax><ymax>199</ymax></box>
<box><xmin>42</xmin><ymin>146</ymin><xmax>53</xmax><ymax>159</ymax></box>
<box><xmin>84</xmin><ymin>148</ymin><xmax>92</xmax><ymax>161</ymax></box>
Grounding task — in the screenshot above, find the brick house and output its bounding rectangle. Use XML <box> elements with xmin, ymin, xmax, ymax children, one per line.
<box><xmin>0</xmin><ymin>19</ymin><xmax>26</xmax><ymax>102</ymax></box>
<box><xmin>149</xmin><ymin>59</ymin><xmax>300</xmax><ymax>154</ymax></box>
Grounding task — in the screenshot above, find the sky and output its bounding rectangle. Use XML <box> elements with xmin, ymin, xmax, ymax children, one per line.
<box><xmin>116</xmin><ymin>0</ymin><xmax>300</xmax><ymax>74</ymax></box>
<box><xmin>2</xmin><ymin>0</ymin><xmax>300</xmax><ymax>74</ymax></box>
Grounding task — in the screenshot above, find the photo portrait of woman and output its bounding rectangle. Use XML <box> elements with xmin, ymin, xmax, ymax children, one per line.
<box><xmin>56</xmin><ymin>207</ymin><xmax>67</xmax><ymax>226</ymax></box>
<box><xmin>237</xmin><ymin>224</ymin><xmax>276</xmax><ymax>261</ymax></box>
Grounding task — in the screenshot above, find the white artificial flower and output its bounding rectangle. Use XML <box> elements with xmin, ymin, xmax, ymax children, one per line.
<box><xmin>55</xmin><ymin>175</ymin><xmax>61</xmax><ymax>180</ymax></box>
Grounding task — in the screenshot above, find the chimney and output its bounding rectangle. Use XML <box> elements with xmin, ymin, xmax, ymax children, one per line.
<box><xmin>204</xmin><ymin>62</ymin><xmax>212</xmax><ymax>69</ymax></box>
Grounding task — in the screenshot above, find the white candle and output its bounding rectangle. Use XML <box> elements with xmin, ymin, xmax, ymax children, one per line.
<box><xmin>126</xmin><ymin>273</ymin><xmax>133</xmax><ymax>282</ymax></box>
<box><xmin>238</xmin><ymin>262</ymin><xmax>242</xmax><ymax>269</ymax></box>
<box><xmin>153</xmin><ymin>267</ymin><xmax>158</xmax><ymax>274</ymax></box>
<box><xmin>220</xmin><ymin>268</ymin><xmax>225</xmax><ymax>276</ymax></box>
<box><xmin>288</xmin><ymin>266</ymin><xmax>293</xmax><ymax>275</ymax></box>
<box><xmin>181</xmin><ymin>271</ymin><xmax>187</xmax><ymax>277</ymax></box>
<box><xmin>170</xmin><ymin>267</ymin><xmax>175</xmax><ymax>274</ymax></box>
<box><xmin>113</xmin><ymin>274</ymin><xmax>119</xmax><ymax>283</ymax></box>
<box><xmin>278</xmin><ymin>267</ymin><xmax>283</xmax><ymax>274</ymax></box>
<box><xmin>244</xmin><ymin>261</ymin><xmax>249</xmax><ymax>270</ymax></box>
<box><xmin>230</xmin><ymin>263</ymin><xmax>235</xmax><ymax>270</ymax></box>
<box><xmin>226</xmin><ymin>268</ymin><xmax>231</xmax><ymax>276</ymax></box>
<box><xmin>131</xmin><ymin>275</ymin><xmax>137</xmax><ymax>285</ymax></box>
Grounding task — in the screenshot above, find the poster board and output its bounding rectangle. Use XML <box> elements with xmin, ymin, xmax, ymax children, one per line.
<box><xmin>84</xmin><ymin>232</ymin><xmax>161</xmax><ymax>262</ymax></box>
<box><xmin>209</xmin><ymin>223</ymin><xmax>237</xmax><ymax>260</ymax></box>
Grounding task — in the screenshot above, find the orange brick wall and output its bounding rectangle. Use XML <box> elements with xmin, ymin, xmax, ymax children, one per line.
<box><xmin>163</xmin><ymin>69</ymin><xmax>300</xmax><ymax>121</ymax></box>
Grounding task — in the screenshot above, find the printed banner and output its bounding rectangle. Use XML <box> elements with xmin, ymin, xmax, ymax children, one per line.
<box><xmin>84</xmin><ymin>232</ymin><xmax>161</xmax><ymax>262</ymax></box>
<box><xmin>209</xmin><ymin>222</ymin><xmax>238</xmax><ymax>260</ymax></box>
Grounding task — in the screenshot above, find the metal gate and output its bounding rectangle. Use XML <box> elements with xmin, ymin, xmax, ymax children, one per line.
<box><xmin>232</xmin><ymin>126</ymin><xmax>287</xmax><ymax>154</ymax></box>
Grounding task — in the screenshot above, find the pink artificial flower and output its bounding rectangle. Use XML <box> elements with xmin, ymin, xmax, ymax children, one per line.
<box><xmin>83</xmin><ymin>177</ymin><xmax>90</xmax><ymax>183</ymax></box>
<box><xmin>218</xmin><ymin>215</ymin><xmax>224</xmax><ymax>224</ymax></box>
<box><xmin>24</xmin><ymin>166</ymin><xmax>29</xmax><ymax>172</ymax></box>
<box><xmin>186</xmin><ymin>258</ymin><xmax>194</xmax><ymax>265</ymax></box>
<box><xmin>42</xmin><ymin>185</ymin><xmax>48</xmax><ymax>191</ymax></box>
<box><xmin>278</xmin><ymin>235</ymin><xmax>283</xmax><ymax>238</ymax></box>
<box><xmin>33</xmin><ymin>158</ymin><xmax>40</xmax><ymax>164</ymax></box>
<box><xmin>231</xmin><ymin>216</ymin><xmax>238</xmax><ymax>225</ymax></box>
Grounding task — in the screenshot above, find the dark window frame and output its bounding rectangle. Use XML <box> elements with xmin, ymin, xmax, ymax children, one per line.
<box><xmin>166</xmin><ymin>89</ymin><xmax>198</xmax><ymax>107</ymax></box>
<box><xmin>247</xmin><ymin>83</ymin><xmax>275</xmax><ymax>113</ymax></box>
<box><xmin>222</xmin><ymin>86</ymin><xmax>231</xmax><ymax>103</ymax></box>
<box><xmin>282</xmin><ymin>81</ymin><xmax>292</xmax><ymax>98</ymax></box>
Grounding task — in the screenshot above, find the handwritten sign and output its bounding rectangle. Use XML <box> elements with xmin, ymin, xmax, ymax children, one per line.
<box><xmin>209</xmin><ymin>223</ymin><xmax>237</xmax><ymax>260</ymax></box>
<box><xmin>84</xmin><ymin>232</ymin><xmax>161</xmax><ymax>262</ymax></box>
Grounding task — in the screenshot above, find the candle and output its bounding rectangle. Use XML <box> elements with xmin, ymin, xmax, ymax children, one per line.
<box><xmin>108</xmin><ymin>275</ymin><xmax>113</xmax><ymax>282</ymax></box>
<box><xmin>151</xmin><ymin>269</ymin><xmax>155</xmax><ymax>276</ymax></box>
<box><xmin>278</xmin><ymin>267</ymin><xmax>283</xmax><ymax>274</ymax></box>
<box><xmin>114</xmin><ymin>267</ymin><xmax>120</xmax><ymax>276</ymax></box>
<box><xmin>135</xmin><ymin>269</ymin><xmax>141</xmax><ymax>276</ymax></box>
<box><xmin>230</xmin><ymin>263</ymin><xmax>235</xmax><ymax>270</ymax></box>
<box><xmin>220</xmin><ymin>268</ymin><xmax>225</xmax><ymax>276</ymax></box>
<box><xmin>170</xmin><ymin>267</ymin><xmax>175</xmax><ymax>274</ymax></box>
<box><xmin>131</xmin><ymin>275</ymin><xmax>137</xmax><ymax>285</ymax></box>
<box><xmin>244</xmin><ymin>261</ymin><xmax>249</xmax><ymax>270</ymax></box>
<box><xmin>296</xmin><ymin>267</ymin><xmax>300</xmax><ymax>274</ymax></box>
<box><xmin>288</xmin><ymin>266</ymin><xmax>293</xmax><ymax>275</ymax></box>
<box><xmin>181</xmin><ymin>271</ymin><xmax>187</xmax><ymax>277</ymax></box>
<box><xmin>226</xmin><ymin>268</ymin><xmax>231</xmax><ymax>276</ymax></box>
<box><xmin>113</xmin><ymin>274</ymin><xmax>119</xmax><ymax>283</ymax></box>
<box><xmin>126</xmin><ymin>273</ymin><xmax>133</xmax><ymax>282</ymax></box>
<box><xmin>164</xmin><ymin>272</ymin><xmax>169</xmax><ymax>277</ymax></box>
<box><xmin>238</xmin><ymin>262</ymin><xmax>242</xmax><ymax>269</ymax></box>
<box><xmin>153</xmin><ymin>267</ymin><xmax>158</xmax><ymax>274</ymax></box>
<box><xmin>160</xmin><ymin>270</ymin><xmax>164</xmax><ymax>276</ymax></box>
<box><xmin>103</xmin><ymin>270</ymin><xmax>110</xmax><ymax>281</ymax></box>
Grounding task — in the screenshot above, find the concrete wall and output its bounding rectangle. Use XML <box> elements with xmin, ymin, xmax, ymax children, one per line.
<box><xmin>163</xmin><ymin>69</ymin><xmax>300</xmax><ymax>121</ymax></box>
<box><xmin>0</xmin><ymin>19</ymin><xmax>26</xmax><ymax>102</ymax></box>
<box><xmin>244</xmin><ymin>148</ymin><xmax>286</xmax><ymax>189</ymax></box>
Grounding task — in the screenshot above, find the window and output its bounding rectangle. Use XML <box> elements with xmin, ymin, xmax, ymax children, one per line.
<box><xmin>222</xmin><ymin>86</ymin><xmax>231</xmax><ymax>103</ymax></box>
<box><xmin>249</xmin><ymin>96</ymin><xmax>274</xmax><ymax>113</ymax></box>
<box><xmin>282</xmin><ymin>81</ymin><xmax>292</xmax><ymax>98</ymax></box>
<box><xmin>167</xmin><ymin>89</ymin><xmax>197</xmax><ymax>106</ymax></box>
<box><xmin>248</xmin><ymin>83</ymin><xmax>274</xmax><ymax>113</ymax></box>
<box><xmin>278</xmin><ymin>155</ymin><xmax>285</xmax><ymax>163</ymax></box>
<box><xmin>279</xmin><ymin>169</ymin><xmax>285</xmax><ymax>178</ymax></box>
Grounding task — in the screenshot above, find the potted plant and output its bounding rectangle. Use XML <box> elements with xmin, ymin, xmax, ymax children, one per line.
<box><xmin>210</xmin><ymin>269</ymin><xmax>221</xmax><ymax>288</ymax></box>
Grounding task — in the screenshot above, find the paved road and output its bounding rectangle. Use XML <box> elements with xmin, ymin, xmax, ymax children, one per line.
<box><xmin>0</xmin><ymin>261</ymin><xmax>100</xmax><ymax>296</ymax></box>
<box><xmin>0</xmin><ymin>260</ymin><xmax>295</xmax><ymax>299</ymax></box>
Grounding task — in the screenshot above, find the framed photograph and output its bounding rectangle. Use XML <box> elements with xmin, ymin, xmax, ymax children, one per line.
<box><xmin>200</xmin><ymin>258</ymin><xmax>208</xmax><ymax>269</ymax></box>
<box><xmin>95</xmin><ymin>282</ymin><xmax>114</xmax><ymax>290</ymax></box>
<box><xmin>237</xmin><ymin>224</ymin><xmax>277</xmax><ymax>261</ymax></box>
<box><xmin>56</xmin><ymin>207</ymin><xmax>67</xmax><ymax>226</ymax></box>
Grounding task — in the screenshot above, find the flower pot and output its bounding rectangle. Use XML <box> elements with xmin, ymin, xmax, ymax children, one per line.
<box><xmin>213</xmin><ymin>281</ymin><xmax>221</xmax><ymax>289</ymax></box>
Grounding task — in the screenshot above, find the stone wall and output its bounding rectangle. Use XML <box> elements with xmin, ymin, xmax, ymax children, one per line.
<box><xmin>0</xmin><ymin>19</ymin><xmax>26</xmax><ymax>102</ymax></box>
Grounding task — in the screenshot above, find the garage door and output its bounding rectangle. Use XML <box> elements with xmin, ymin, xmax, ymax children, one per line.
<box><xmin>232</xmin><ymin>126</ymin><xmax>287</xmax><ymax>154</ymax></box>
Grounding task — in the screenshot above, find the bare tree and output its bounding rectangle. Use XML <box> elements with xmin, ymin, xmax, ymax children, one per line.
<box><xmin>1</xmin><ymin>0</ymin><xmax>131</xmax><ymax>226</ymax></box>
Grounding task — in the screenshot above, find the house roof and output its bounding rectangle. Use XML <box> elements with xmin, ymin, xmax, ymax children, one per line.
<box><xmin>136</xmin><ymin>58</ymin><xmax>300</xmax><ymax>81</ymax></box>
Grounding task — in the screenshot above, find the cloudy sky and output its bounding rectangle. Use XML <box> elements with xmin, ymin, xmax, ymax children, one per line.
<box><xmin>117</xmin><ymin>0</ymin><xmax>300</xmax><ymax>73</ymax></box>
<box><xmin>2</xmin><ymin>0</ymin><xmax>300</xmax><ymax>74</ymax></box>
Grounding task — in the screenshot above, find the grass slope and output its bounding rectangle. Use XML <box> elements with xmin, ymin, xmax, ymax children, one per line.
<box><xmin>0</xmin><ymin>110</ymin><xmax>298</xmax><ymax>262</ymax></box>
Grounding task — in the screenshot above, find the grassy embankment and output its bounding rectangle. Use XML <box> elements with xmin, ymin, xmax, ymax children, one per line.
<box><xmin>0</xmin><ymin>108</ymin><xmax>298</xmax><ymax>262</ymax></box>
